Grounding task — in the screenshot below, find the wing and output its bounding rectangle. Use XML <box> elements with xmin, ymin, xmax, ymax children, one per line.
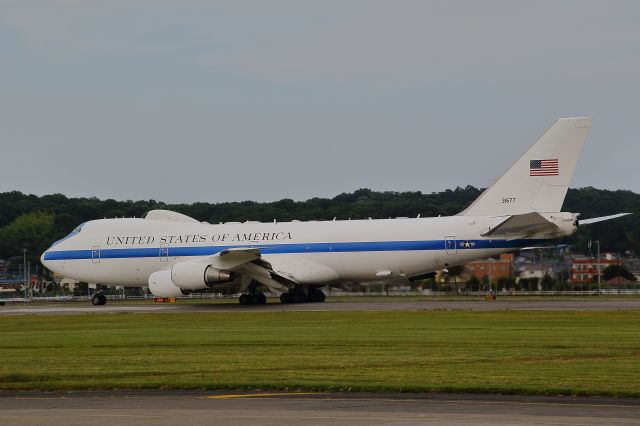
<box><xmin>206</xmin><ymin>248</ymin><xmax>296</xmax><ymax>293</ymax></box>
<box><xmin>205</xmin><ymin>248</ymin><xmax>341</xmax><ymax>293</ymax></box>
<box><xmin>208</xmin><ymin>247</ymin><xmax>261</xmax><ymax>269</ymax></box>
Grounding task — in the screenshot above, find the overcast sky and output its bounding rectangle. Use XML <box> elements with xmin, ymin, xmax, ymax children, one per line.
<box><xmin>1</xmin><ymin>1</ymin><xmax>638</xmax><ymax>203</ymax></box>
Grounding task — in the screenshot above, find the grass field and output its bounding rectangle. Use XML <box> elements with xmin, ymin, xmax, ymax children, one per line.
<box><xmin>1</xmin><ymin>310</ymin><xmax>639</xmax><ymax>396</ymax></box>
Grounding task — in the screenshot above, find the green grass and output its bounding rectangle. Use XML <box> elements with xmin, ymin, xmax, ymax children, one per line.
<box><xmin>1</xmin><ymin>310</ymin><xmax>639</xmax><ymax>396</ymax></box>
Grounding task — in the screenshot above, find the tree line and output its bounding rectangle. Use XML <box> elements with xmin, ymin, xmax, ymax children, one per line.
<box><xmin>0</xmin><ymin>186</ymin><xmax>638</xmax><ymax>266</ymax></box>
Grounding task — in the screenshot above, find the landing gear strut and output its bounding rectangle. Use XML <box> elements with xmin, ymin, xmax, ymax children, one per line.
<box><xmin>91</xmin><ymin>292</ymin><xmax>107</xmax><ymax>306</ymax></box>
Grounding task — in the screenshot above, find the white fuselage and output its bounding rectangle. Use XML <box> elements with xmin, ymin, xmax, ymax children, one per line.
<box><xmin>41</xmin><ymin>215</ymin><xmax>559</xmax><ymax>287</ymax></box>
<box><xmin>40</xmin><ymin>117</ymin><xmax>594</xmax><ymax>291</ymax></box>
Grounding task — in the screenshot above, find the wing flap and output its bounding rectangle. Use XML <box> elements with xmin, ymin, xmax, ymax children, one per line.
<box><xmin>205</xmin><ymin>248</ymin><xmax>297</xmax><ymax>293</ymax></box>
<box><xmin>241</xmin><ymin>261</ymin><xmax>293</xmax><ymax>292</ymax></box>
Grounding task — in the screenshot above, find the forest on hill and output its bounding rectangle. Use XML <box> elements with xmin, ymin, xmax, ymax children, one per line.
<box><xmin>0</xmin><ymin>186</ymin><xmax>638</xmax><ymax>265</ymax></box>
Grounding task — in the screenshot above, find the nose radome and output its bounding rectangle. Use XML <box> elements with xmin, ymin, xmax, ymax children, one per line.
<box><xmin>40</xmin><ymin>251</ymin><xmax>50</xmax><ymax>270</ymax></box>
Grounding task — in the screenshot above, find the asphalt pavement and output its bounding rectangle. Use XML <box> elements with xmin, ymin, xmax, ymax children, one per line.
<box><xmin>1</xmin><ymin>298</ymin><xmax>640</xmax><ymax>315</ymax></box>
<box><xmin>1</xmin><ymin>391</ymin><xmax>638</xmax><ymax>426</ymax></box>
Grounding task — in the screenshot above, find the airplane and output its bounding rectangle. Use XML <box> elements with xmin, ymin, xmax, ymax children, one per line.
<box><xmin>41</xmin><ymin>117</ymin><xmax>630</xmax><ymax>305</ymax></box>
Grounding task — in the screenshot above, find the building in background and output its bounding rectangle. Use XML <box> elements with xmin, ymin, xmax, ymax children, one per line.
<box><xmin>465</xmin><ymin>254</ymin><xmax>515</xmax><ymax>281</ymax></box>
<box><xmin>624</xmin><ymin>256</ymin><xmax>640</xmax><ymax>282</ymax></box>
<box><xmin>516</xmin><ymin>264</ymin><xmax>553</xmax><ymax>282</ymax></box>
<box><xmin>569</xmin><ymin>254</ymin><xmax>621</xmax><ymax>284</ymax></box>
<box><xmin>54</xmin><ymin>273</ymin><xmax>80</xmax><ymax>292</ymax></box>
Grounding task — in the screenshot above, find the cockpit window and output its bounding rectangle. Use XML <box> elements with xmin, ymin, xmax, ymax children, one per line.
<box><xmin>51</xmin><ymin>222</ymin><xmax>86</xmax><ymax>247</ymax></box>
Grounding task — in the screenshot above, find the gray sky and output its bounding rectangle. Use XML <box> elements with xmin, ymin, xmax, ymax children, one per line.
<box><xmin>1</xmin><ymin>0</ymin><xmax>639</xmax><ymax>203</ymax></box>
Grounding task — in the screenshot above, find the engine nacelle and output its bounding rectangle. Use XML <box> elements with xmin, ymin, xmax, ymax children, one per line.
<box><xmin>148</xmin><ymin>269</ymin><xmax>184</xmax><ymax>298</ymax></box>
<box><xmin>171</xmin><ymin>262</ymin><xmax>234</xmax><ymax>290</ymax></box>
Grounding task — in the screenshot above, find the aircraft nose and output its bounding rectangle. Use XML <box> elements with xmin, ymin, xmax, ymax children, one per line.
<box><xmin>41</xmin><ymin>250</ymin><xmax>51</xmax><ymax>270</ymax></box>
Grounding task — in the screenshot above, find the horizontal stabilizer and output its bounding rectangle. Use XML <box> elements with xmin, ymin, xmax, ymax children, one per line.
<box><xmin>481</xmin><ymin>212</ymin><xmax>558</xmax><ymax>237</ymax></box>
<box><xmin>579</xmin><ymin>213</ymin><xmax>632</xmax><ymax>225</ymax></box>
<box><xmin>520</xmin><ymin>244</ymin><xmax>568</xmax><ymax>251</ymax></box>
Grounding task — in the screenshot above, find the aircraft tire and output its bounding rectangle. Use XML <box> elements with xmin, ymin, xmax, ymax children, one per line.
<box><xmin>250</xmin><ymin>293</ymin><xmax>266</xmax><ymax>305</ymax></box>
<box><xmin>292</xmin><ymin>292</ymin><xmax>307</xmax><ymax>304</ymax></box>
<box><xmin>280</xmin><ymin>292</ymin><xmax>292</xmax><ymax>304</ymax></box>
<box><xmin>239</xmin><ymin>294</ymin><xmax>250</xmax><ymax>305</ymax></box>
<box><xmin>91</xmin><ymin>293</ymin><xmax>107</xmax><ymax>306</ymax></box>
<box><xmin>312</xmin><ymin>290</ymin><xmax>326</xmax><ymax>303</ymax></box>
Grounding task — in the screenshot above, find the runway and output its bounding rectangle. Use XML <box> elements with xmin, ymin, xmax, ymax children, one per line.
<box><xmin>1</xmin><ymin>391</ymin><xmax>638</xmax><ymax>426</ymax></box>
<box><xmin>1</xmin><ymin>298</ymin><xmax>640</xmax><ymax>315</ymax></box>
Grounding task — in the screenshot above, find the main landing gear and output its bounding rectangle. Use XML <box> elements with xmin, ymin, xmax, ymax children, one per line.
<box><xmin>239</xmin><ymin>292</ymin><xmax>267</xmax><ymax>305</ymax></box>
<box><xmin>239</xmin><ymin>281</ymin><xmax>267</xmax><ymax>305</ymax></box>
<box><xmin>91</xmin><ymin>292</ymin><xmax>107</xmax><ymax>306</ymax></box>
<box><xmin>280</xmin><ymin>288</ymin><xmax>326</xmax><ymax>304</ymax></box>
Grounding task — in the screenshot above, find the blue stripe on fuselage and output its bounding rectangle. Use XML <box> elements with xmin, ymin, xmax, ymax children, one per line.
<box><xmin>42</xmin><ymin>239</ymin><xmax>546</xmax><ymax>261</ymax></box>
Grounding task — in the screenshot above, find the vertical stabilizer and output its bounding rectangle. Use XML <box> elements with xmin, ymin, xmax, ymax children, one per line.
<box><xmin>460</xmin><ymin>117</ymin><xmax>591</xmax><ymax>216</ymax></box>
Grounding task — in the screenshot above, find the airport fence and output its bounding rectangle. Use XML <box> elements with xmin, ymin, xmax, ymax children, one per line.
<box><xmin>0</xmin><ymin>292</ymin><xmax>227</xmax><ymax>303</ymax></box>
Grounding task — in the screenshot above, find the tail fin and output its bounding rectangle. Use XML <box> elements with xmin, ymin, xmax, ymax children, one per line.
<box><xmin>460</xmin><ymin>117</ymin><xmax>591</xmax><ymax>216</ymax></box>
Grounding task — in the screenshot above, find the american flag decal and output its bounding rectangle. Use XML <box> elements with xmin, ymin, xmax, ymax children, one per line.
<box><xmin>530</xmin><ymin>159</ymin><xmax>559</xmax><ymax>176</ymax></box>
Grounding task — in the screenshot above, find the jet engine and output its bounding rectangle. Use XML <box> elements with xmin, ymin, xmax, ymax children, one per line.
<box><xmin>148</xmin><ymin>263</ymin><xmax>235</xmax><ymax>297</ymax></box>
<box><xmin>148</xmin><ymin>269</ymin><xmax>185</xmax><ymax>298</ymax></box>
<box><xmin>171</xmin><ymin>262</ymin><xmax>234</xmax><ymax>290</ymax></box>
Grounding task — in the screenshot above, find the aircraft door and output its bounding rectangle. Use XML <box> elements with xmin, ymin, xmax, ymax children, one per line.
<box><xmin>159</xmin><ymin>244</ymin><xmax>169</xmax><ymax>262</ymax></box>
<box><xmin>91</xmin><ymin>246</ymin><xmax>101</xmax><ymax>263</ymax></box>
<box><xmin>445</xmin><ymin>236</ymin><xmax>457</xmax><ymax>255</ymax></box>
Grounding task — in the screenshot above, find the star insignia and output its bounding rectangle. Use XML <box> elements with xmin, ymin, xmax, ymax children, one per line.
<box><xmin>461</xmin><ymin>241</ymin><xmax>473</xmax><ymax>248</ymax></box>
